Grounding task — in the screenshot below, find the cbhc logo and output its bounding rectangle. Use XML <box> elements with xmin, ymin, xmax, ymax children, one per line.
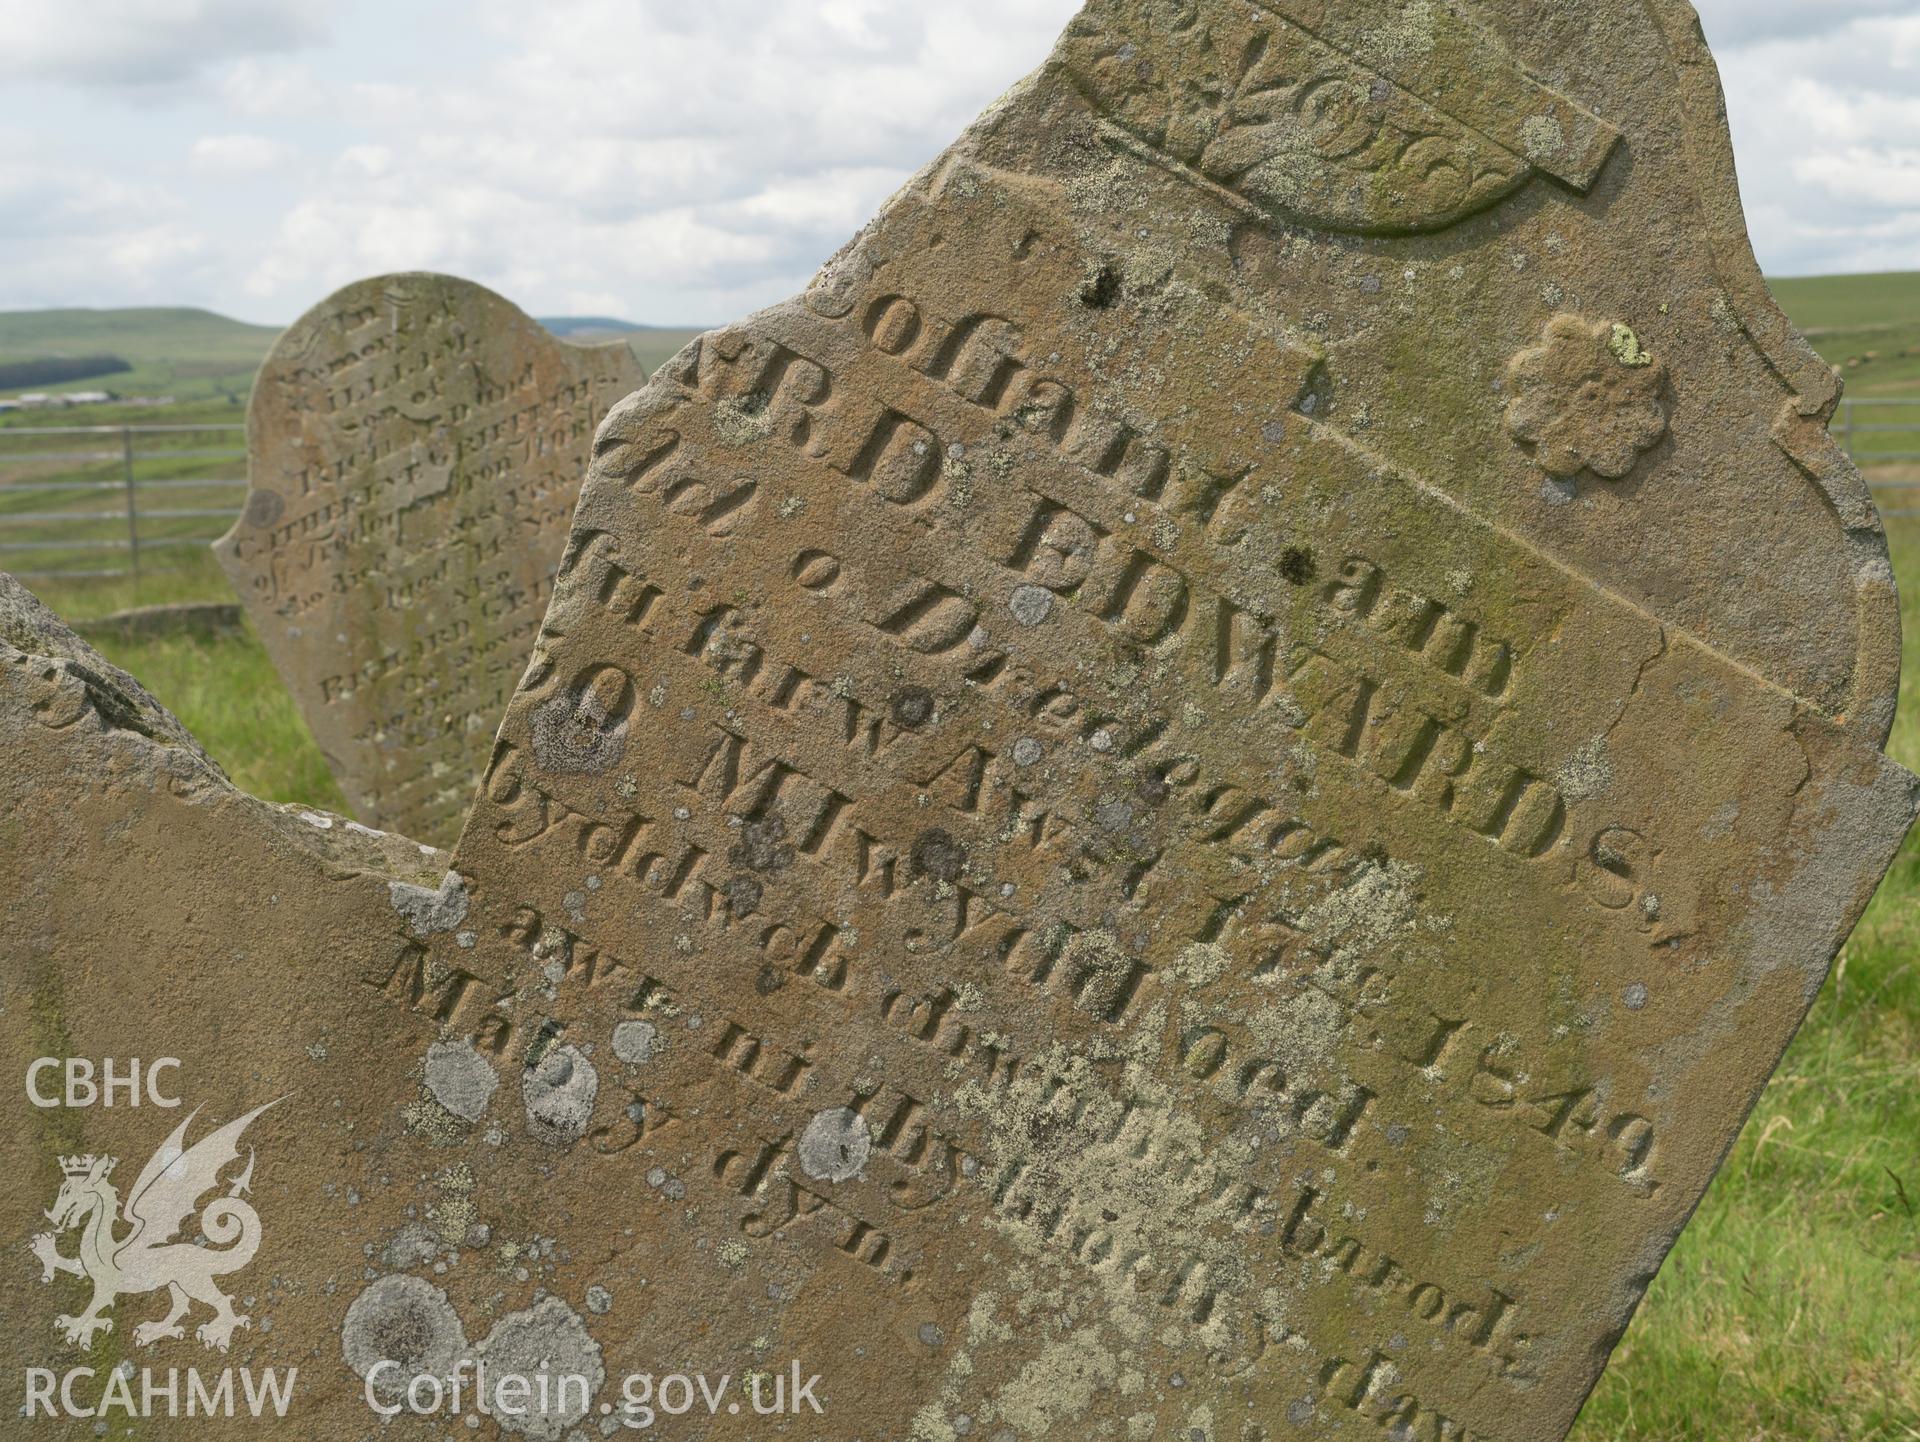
<box><xmin>27</xmin><ymin>1058</ymin><xmax>183</xmax><ymax>1108</ymax></box>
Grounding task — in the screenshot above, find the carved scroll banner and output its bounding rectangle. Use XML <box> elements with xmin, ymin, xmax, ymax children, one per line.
<box><xmin>1</xmin><ymin>3</ymin><xmax>1911</xmax><ymax>1440</ymax></box>
<box><xmin>217</xmin><ymin>274</ymin><xmax>644</xmax><ymax>847</ymax></box>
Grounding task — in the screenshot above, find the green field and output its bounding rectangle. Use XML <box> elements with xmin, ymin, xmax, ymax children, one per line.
<box><xmin>5</xmin><ymin>278</ymin><xmax>1920</xmax><ymax>1439</ymax></box>
<box><xmin>0</xmin><ymin>306</ymin><xmax>281</xmax><ymax>412</ymax></box>
<box><xmin>0</xmin><ymin>304</ymin><xmax>703</xmax><ymax>422</ymax></box>
<box><xmin>1772</xmin><ymin>271</ymin><xmax>1920</xmax><ymax>405</ymax></box>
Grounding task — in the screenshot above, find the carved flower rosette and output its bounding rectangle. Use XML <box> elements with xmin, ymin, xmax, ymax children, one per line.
<box><xmin>1504</xmin><ymin>315</ymin><xmax>1670</xmax><ymax>480</ymax></box>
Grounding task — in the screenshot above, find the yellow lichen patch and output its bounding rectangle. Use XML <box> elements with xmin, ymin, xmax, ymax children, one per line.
<box><xmin>1609</xmin><ymin>322</ymin><xmax>1655</xmax><ymax>368</ymax></box>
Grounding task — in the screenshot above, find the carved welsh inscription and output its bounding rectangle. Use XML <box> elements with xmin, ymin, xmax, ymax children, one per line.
<box><xmin>407</xmin><ymin>107</ymin><xmax>1914</xmax><ymax>1442</ymax></box>
<box><xmin>217</xmin><ymin>274</ymin><xmax>644</xmax><ymax>845</ymax></box>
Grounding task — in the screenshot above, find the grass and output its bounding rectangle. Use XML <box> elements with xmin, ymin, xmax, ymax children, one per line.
<box><xmin>1772</xmin><ymin>273</ymin><xmax>1920</xmax><ymax>414</ymax></box>
<box><xmin>1772</xmin><ymin>272</ymin><xmax>1920</xmax><ymax>343</ymax></box>
<box><xmin>82</xmin><ymin>618</ymin><xmax>349</xmax><ymax>812</ymax></box>
<box><xmin>26</xmin><ymin>547</ymin><xmax>236</xmax><ymax>622</ymax></box>
<box><xmin>7</xmin><ymin>280</ymin><xmax>1920</xmax><ymax>1438</ymax></box>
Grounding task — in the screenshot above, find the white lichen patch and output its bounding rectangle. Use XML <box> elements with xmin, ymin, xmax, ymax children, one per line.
<box><xmin>341</xmin><ymin>1275</ymin><xmax>467</xmax><ymax>1394</ymax></box>
<box><xmin>424</xmin><ymin>1039</ymin><xmax>499</xmax><ymax>1122</ymax></box>
<box><xmin>1520</xmin><ymin>113</ymin><xmax>1566</xmax><ymax>165</ymax></box>
<box><xmin>389</xmin><ymin>870</ymin><xmax>470</xmax><ymax>938</ymax></box>
<box><xmin>1296</xmin><ymin>859</ymin><xmax>1427</xmax><ymax>962</ymax></box>
<box><xmin>713</xmin><ymin>391</ymin><xmax>776</xmax><ymax>447</ymax></box>
<box><xmin>1557</xmin><ymin>736</ymin><xmax>1614</xmax><ymax>802</ymax></box>
<box><xmin>1171</xmin><ymin>941</ymin><xmax>1231</xmax><ymax>987</ymax></box>
<box><xmin>797</xmin><ymin>1106</ymin><xmax>872</xmax><ymax>1182</ymax></box>
<box><xmin>949</xmin><ymin>1043</ymin><xmax>1268</xmax><ymax>1356</ymax></box>
<box><xmin>612</xmin><ymin>1019</ymin><xmax>658</xmax><ymax>1065</ymax></box>
<box><xmin>473</xmin><ymin>1296</ymin><xmax>604</xmax><ymax>1440</ymax></box>
<box><xmin>522</xmin><ymin>1045</ymin><xmax>599</xmax><ymax>1146</ymax></box>
<box><xmin>993</xmin><ymin>1326</ymin><xmax>1124</xmax><ymax>1434</ymax></box>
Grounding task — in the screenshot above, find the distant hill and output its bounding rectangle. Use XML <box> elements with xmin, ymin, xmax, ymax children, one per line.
<box><xmin>0</xmin><ymin>307</ymin><xmax>280</xmax><ymax>411</ymax></box>
<box><xmin>0</xmin><ymin>307</ymin><xmax>281</xmax><ymax>367</ymax></box>
<box><xmin>1769</xmin><ymin>272</ymin><xmax>1920</xmax><ymax>337</ymax></box>
<box><xmin>538</xmin><ymin>315</ymin><xmax>650</xmax><ymax>337</ymax></box>
<box><xmin>538</xmin><ymin>316</ymin><xmax>707</xmax><ymax>371</ymax></box>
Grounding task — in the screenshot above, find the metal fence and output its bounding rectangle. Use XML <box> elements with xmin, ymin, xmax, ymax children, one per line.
<box><xmin>1841</xmin><ymin>397</ymin><xmax>1920</xmax><ymax>518</ymax></box>
<box><xmin>0</xmin><ymin>423</ymin><xmax>246</xmax><ymax>579</ymax></box>
<box><xmin>0</xmin><ymin>401</ymin><xmax>1916</xmax><ymax>583</ymax></box>
<box><xmin>1839</xmin><ymin>396</ymin><xmax>1920</xmax><ymax>463</ymax></box>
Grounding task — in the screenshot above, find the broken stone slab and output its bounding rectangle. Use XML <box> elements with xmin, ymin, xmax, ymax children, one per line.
<box><xmin>0</xmin><ymin>572</ymin><xmax>503</xmax><ymax>1435</ymax></box>
<box><xmin>395</xmin><ymin>2</ymin><xmax>1914</xmax><ymax>1438</ymax></box>
<box><xmin>216</xmin><ymin>273</ymin><xmax>645</xmax><ymax>849</ymax></box>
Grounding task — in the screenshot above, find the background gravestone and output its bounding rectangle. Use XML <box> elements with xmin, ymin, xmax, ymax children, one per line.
<box><xmin>216</xmin><ymin>274</ymin><xmax>644</xmax><ymax>847</ymax></box>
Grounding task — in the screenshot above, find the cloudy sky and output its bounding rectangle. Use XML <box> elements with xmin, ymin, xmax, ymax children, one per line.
<box><xmin>0</xmin><ymin>0</ymin><xmax>1914</xmax><ymax>326</ymax></box>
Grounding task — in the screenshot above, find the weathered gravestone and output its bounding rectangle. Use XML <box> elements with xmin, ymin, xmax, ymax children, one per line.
<box><xmin>216</xmin><ymin>274</ymin><xmax>644</xmax><ymax>846</ymax></box>
<box><xmin>3</xmin><ymin>4</ymin><xmax>1916</xmax><ymax>1440</ymax></box>
<box><xmin>416</xmin><ymin>1</ymin><xmax>1918</xmax><ymax>1438</ymax></box>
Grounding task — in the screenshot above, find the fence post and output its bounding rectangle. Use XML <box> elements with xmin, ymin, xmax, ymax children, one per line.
<box><xmin>121</xmin><ymin>426</ymin><xmax>140</xmax><ymax>580</ymax></box>
<box><xmin>1842</xmin><ymin>399</ymin><xmax>1856</xmax><ymax>459</ymax></box>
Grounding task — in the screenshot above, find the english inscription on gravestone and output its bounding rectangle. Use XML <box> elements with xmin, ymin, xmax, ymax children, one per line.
<box><xmin>216</xmin><ymin>274</ymin><xmax>644</xmax><ymax>846</ymax></box>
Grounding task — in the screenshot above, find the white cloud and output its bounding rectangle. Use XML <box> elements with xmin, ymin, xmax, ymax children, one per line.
<box><xmin>0</xmin><ymin>157</ymin><xmax>211</xmax><ymax>297</ymax></box>
<box><xmin>728</xmin><ymin>167</ymin><xmax>917</xmax><ymax>231</ymax></box>
<box><xmin>218</xmin><ymin>56</ymin><xmax>328</xmax><ymax>118</ymax></box>
<box><xmin>1694</xmin><ymin>0</ymin><xmax>1914</xmax><ymax>46</ymax></box>
<box><xmin>216</xmin><ymin>0</ymin><xmax>1082</xmax><ymax>323</ymax></box>
<box><xmin>1794</xmin><ymin>149</ymin><xmax>1920</xmax><ymax>211</ymax></box>
<box><xmin>0</xmin><ymin>0</ymin><xmax>321</xmax><ymax>90</ymax></box>
<box><xmin>0</xmin><ymin>0</ymin><xmax>1913</xmax><ymax>320</ymax></box>
<box><xmin>189</xmin><ymin>133</ymin><xmax>291</xmax><ymax>176</ymax></box>
<box><xmin>1712</xmin><ymin>12</ymin><xmax>1920</xmax><ymax>274</ymax></box>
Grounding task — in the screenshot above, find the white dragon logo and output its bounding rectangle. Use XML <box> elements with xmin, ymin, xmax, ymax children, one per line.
<box><xmin>29</xmin><ymin>1101</ymin><xmax>280</xmax><ymax>1351</ymax></box>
